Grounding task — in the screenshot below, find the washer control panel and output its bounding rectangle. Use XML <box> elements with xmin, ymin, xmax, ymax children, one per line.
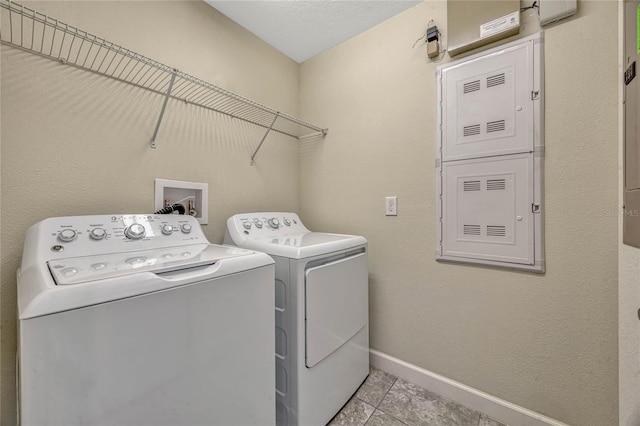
<box><xmin>37</xmin><ymin>214</ymin><xmax>206</xmax><ymax>259</ymax></box>
<box><xmin>226</xmin><ymin>212</ymin><xmax>309</xmax><ymax>243</ymax></box>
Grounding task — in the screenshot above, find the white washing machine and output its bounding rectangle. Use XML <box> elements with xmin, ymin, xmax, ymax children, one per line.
<box><xmin>17</xmin><ymin>214</ymin><xmax>275</xmax><ymax>426</ymax></box>
<box><xmin>224</xmin><ymin>212</ymin><xmax>369</xmax><ymax>426</ymax></box>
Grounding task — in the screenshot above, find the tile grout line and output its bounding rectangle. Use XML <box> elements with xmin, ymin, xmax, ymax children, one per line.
<box><xmin>357</xmin><ymin>396</ymin><xmax>375</xmax><ymax>426</ymax></box>
<box><xmin>371</xmin><ymin>375</ymin><xmax>412</xmax><ymax>426</ymax></box>
<box><xmin>361</xmin><ymin>371</ymin><xmax>400</xmax><ymax>426</ymax></box>
<box><xmin>375</xmin><ymin>375</ymin><xmax>398</xmax><ymax>409</ymax></box>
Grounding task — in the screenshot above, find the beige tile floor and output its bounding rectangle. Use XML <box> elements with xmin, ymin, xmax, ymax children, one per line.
<box><xmin>328</xmin><ymin>368</ymin><xmax>508</xmax><ymax>426</ymax></box>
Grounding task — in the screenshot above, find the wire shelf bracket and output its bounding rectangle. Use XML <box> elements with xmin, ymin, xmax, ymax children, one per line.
<box><xmin>250</xmin><ymin>113</ymin><xmax>279</xmax><ymax>166</ymax></box>
<box><xmin>150</xmin><ymin>70</ymin><xmax>177</xmax><ymax>149</ymax></box>
<box><xmin>0</xmin><ymin>0</ymin><xmax>328</xmax><ymax>161</ymax></box>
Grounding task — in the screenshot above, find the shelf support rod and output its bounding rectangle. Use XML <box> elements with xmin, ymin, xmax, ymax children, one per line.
<box><xmin>150</xmin><ymin>69</ymin><xmax>177</xmax><ymax>149</ymax></box>
<box><xmin>250</xmin><ymin>112</ymin><xmax>280</xmax><ymax>165</ymax></box>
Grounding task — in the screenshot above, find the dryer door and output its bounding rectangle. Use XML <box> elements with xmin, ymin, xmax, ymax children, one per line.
<box><xmin>305</xmin><ymin>252</ymin><xmax>368</xmax><ymax>368</ymax></box>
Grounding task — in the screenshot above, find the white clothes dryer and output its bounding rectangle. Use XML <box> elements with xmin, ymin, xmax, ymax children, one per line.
<box><xmin>17</xmin><ymin>214</ymin><xmax>275</xmax><ymax>426</ymax></box>
<box><xmin>224</xmin><ymin>212</ymin><xmax>369</xmax><ymax>426</ymax></box>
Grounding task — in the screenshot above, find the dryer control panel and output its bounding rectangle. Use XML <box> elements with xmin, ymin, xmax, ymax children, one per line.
<box><xmin>225</xmin><ymin>212</ymin><xmax>310</xmax><ymax>242</ymax></box>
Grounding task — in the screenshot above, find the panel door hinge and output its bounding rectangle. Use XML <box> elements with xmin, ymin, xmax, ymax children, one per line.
<box><xmin>531</xmin><ymin>90</ymin><xmax>540</xmax><ymax>100</ymax></box>
<box><xmin>532</xmin><ymin>203</ymin><xmax>541</xmax><ymax>213</ymax></box>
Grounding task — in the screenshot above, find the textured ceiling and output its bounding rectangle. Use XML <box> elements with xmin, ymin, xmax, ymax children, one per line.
<box><xmin>204</xmin><ymin>1</ymin><xmax>422</xmax><ymax>63</ymax></box>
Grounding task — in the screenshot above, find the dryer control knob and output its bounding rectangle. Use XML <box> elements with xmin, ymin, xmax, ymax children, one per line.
<box><xmin>124</xmin><ymin>223</ymin><xmax>146</xmax><ymax>240</ymax></box>
<box><xmin>58</xmin><ymin>229</ymin><xmax>77</xmax><ymax>242</ymax></box>
<box><xmin>181</xmin><ymin>224</ymin><xmax>192</xmax><ymax>234</ymax></box>
<box><xmin>89</xmin><ymin>228</ymin><xmax>106</xmax><ymax>240</ymax></box>
<box><xmin>243</xmin><ymin>222</ymin><xmax>252</xmax><ymax>230</ymax></box>
<box><xmin>283</xmin><ymin>218</ymin><xmax>291</xmax><ymax>226</ymax></box>
<box><xmin>254</xmin><ymin>220</ymin><xmax>263</xmax><ymax>228</ymax></box>
<box><xmin>268</xmin><ymin>218</ymin><xmax>280</xmax><ymax>228</ymax></box>
<box><xmin>161</xmin><ymin>224</ymin><xmax>173</xmax><ymax>235</ymax></box>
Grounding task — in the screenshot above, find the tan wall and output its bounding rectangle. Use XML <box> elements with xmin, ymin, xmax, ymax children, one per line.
<box><xmin>299</xmin><ymin>1</ymin><xmax>619</xmax><ymax>425</ymax></box>
<box><xmin>0</xmin><ymin>1</ymin><xmax>300</xmax><ymax>424</ymax></box>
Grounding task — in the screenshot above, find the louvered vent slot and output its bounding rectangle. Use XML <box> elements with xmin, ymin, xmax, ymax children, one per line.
<box><xmin>486</xmin><ymin>226</ymin><xmax>507</xmax><ymax>237</ymax></box>
<box><xmin>463</xmin><ymin>124</ymin><xmax>481</xmax><ymax>137</ymax></box>
<box><xmin>487</xmin><ymin>120</ymin><xmax>506</xmax><ymax>133</ymax></box>
<box><xmin>463</xmin><ymin>225</ymin><xmax>481</xmax><ymax>236</ymax></box>
<box><xmin>463</xmin><ymin>80</ymin><xmax>481</xmax><ymax>94</ymax></box>
<box><xmin>486</xmin><ymin>73</ymin><xmax>506</xmax><ymax>88</ymax></box>
<box><xmin>486</xmin><ymin>179</ymin><xmax>506</xmax><ymax>190</ymax></box>
<box><xmin>463</xmin><ymin>180</ymin><xmax>481</xmax><ymax>191</ymax></box>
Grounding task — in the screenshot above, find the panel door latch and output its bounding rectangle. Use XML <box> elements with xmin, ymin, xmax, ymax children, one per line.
<box><xmin>532</xmin><ymin>203</ymin><xmax>541</xmax><ymax>213</ymax></box>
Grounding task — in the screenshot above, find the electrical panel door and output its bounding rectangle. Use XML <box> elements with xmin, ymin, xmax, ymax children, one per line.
<box><xmin>442</xmin><ymin>154</ymin><xmax>534</xmax><ymax>264</ymax></box>
<box><xmin>436</xmin><ymin>34</ymin><xmax>544</xmax><ymax>273</ymax></box>
<box><xmin>441</xmin><ymin>42</ymin><xmax>533</xmax><ymax>162</ymax></box>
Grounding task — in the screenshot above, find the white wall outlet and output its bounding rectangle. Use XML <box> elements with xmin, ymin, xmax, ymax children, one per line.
<box><xmin>154</xmin><ymin>178</ymin><xmax>208</xmax><ymax>224</ymax></box>
<box><xmin>385</xmin><ymin>196</ymin><xmax>398</xmax><ymax>216</ymax></box>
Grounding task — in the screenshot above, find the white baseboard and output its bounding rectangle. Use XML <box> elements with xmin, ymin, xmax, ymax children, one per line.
<box><xmin>369</xmin><ymin>349</ymin><xmax>569</xmax><ymax>426</ymax></box>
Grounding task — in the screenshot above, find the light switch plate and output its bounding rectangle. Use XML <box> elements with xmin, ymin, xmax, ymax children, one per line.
<box><xmin>385</xmin><ymin>196</ymin><xmax>397</xmax><ymax>216</ymax></box>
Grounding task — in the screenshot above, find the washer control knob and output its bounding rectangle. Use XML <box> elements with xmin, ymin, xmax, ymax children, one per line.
<box><xmin>89</xmin><ymin>228</ymin><xmax>107</xmax><ymax>240</ymax></box>
<box><xmin>268</xmin><ymin>218</ymin><xmax>280</xmax><ymax>228</ymax></box>
<box><xmin>181</xmin><ymin>224</ymin><xmax>192</xmax><ymax>234</ymax></box>
<box><xmin>161</xmin><ymin>224</ymin><xmax>174</xmax><ymax>235</ymax></box>
<box><xmin>58</xmin><ymin>229</ymin><xmax>77</xmax><ymax>242</ymax></box>
<box><xmin>243</xmin><ymin>222</ymin><xmax>252</xmax><ymax>230</ymax></box>
<box><xmin>124</xmin><ymin>223</ymin><xmax>146</xmax><ymax>240</ymax></box>
<box><xmin>283</xmin><ymin>218</ymin><xmax>291</xmax><ymax>226</ymax></box>
<box><xmin>254</xmin><ymin>220</ymin><xmax>263</xmax><ymax>228</ymax></box>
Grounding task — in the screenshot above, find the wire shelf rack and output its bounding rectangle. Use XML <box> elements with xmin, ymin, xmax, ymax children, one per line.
<box><xmin>0</xmin><ymin>0</ymin><xmax>327</xmax><ymax>163</ymax></box>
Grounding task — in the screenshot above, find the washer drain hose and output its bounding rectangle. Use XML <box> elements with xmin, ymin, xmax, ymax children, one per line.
<box><xmin>154</xmin><ymin>203</ymin><xmax>186</xmax><ymax>215</ymax></box>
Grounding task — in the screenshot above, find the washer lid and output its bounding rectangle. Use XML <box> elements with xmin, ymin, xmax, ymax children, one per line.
<box><xmin>240</xmin><ymin>232</ymin><xmax>367</xmax><ymax>259</ymax></box>
<box><xmin>18</xmin><ymin>244</ymin><xmax>274</xmax><ymax>319</ymax></box>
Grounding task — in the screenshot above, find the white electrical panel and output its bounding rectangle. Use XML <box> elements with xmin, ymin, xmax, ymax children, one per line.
<box><xmin>442</xmin><ymin>154</ymin><xmax>534</xmax><ymax>264</ymax></box>
<box><xmin>441</xmin><ymin>44</ymin><xmax>533</xmax><ymax>161</ymax></box>
<box><xmin>436</xmin><ymin>33</ymin><xmax>545</xmax><ymax>273</ymax></box>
